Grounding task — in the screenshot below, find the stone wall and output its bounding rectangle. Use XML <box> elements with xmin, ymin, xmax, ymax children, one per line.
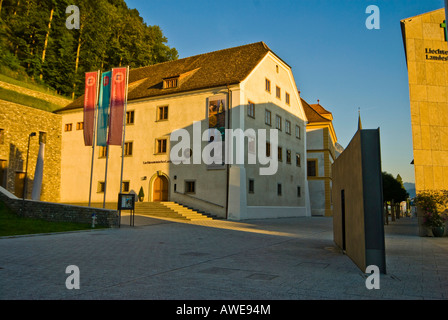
<box><xmin>0</xmin><ymin>101</ymin><xmax>61</xmax><ymax>202</ymax></box>
<box><xmin>0</xmin><ymin>186</ymin><xmax>119</xmax><ymax>227</ymax></box>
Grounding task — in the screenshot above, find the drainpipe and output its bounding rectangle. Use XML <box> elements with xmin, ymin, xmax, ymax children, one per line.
<box><xmin>225</xmin><ymin>85</ymin><xmax>232</xmax><ymax>219</ymax></box>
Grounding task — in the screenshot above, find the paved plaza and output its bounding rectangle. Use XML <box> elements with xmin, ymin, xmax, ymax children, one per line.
<box><xmin>0</xmin><ymin>213</ymin><xmax>447</xmax><ymax>300</ymax></box>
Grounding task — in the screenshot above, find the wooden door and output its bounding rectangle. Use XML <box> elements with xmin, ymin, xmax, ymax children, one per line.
<box><xmin>14</xmin><ymin>172</ymin><xmax>25</xmax><ymax>198</ymax></box>
<box><xmin>153</xmin><ymin>176</ymin><xmax>168</xmax><ymax>201</ymax></box>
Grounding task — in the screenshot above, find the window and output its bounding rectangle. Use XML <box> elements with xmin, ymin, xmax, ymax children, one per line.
<box><xmin>164</xmin><ymin>77</ymin><xmax>178</xmax><ymax>88</ymax></box>
<box><xmin>296</xmin><ymin>153</ymin><xmax>301</xmax><ymax>167</ymax></box>
<box><xmin>286</xmin><ymin>92</ymin><xmax>290</xmax><ymax>105</ymax></box>
<box><xmin>295</xmin><ymin>125</ymin><xmax>301</xmax><ymax>139</ymax></box>
<box><xmin>266</xmin><ymin>142</ymin><xmax>271</xmax><ymax>157</ymax></box>
<box><xmin>265</xmin><ymin>78</ymin><xmax>271</xmax><ymax>93</ymax></box>
<box><xmin>76</xmin><ymin>122</ymin><xmax>83</xmax><ymax>130</ymax></box>
<box><xmin>0</xmin><ymin>129</ymin><xmax>4</xmax><ymax>144</ymax></box>
<box><xmin>97</xmin><ymin>181</ymin><xmax>105</xmax><ymax>193</ymax></box>
<box><xmin>285</xmin><ymin>120</ymin><xmax>291</xmax><ymax>135</ymax></box>
<box><xmin>124</xmin><ymin>141</ymin><xmax>133</xmax><ymax>156</ymax></box>
<box><xmin>297</xmin><ymin>186</ymin><xmax>301</xmax><ymax>197</ymax></box>
<box><xmin>307</xmin><ymin>160</ymin><xmax>317</xmax><ymax>177</ymax></box>
<box><xmin>64</xmin><ymin>123</ymin><xmax>72</xmax><ymax>132</ymax></box>
<box><xmin>99</xmin><ymin>146</ymin><xmax>107</xmax><ymax>158</ymax></box>
<box><xmin>158</xmin><ymin>106</ymin><xmax>168</xmax><ymax>121</ymax></box>
<box><xmin>0</xmin><ymin>159</ymin><xmax>6</xmax><ymax>188</ymax></box>
<box><xmin>185</xmin><ymin>180</ymin><xmax>195</xmax><ymax>194</ymax></box>
<box><xmin>126</xmin><ymin>110</ymin><xmax>135</xmax><ymax>125</ymax></box>
<box><xmin>265</xmin><ymin>110</ymin><xmax>272</xmax><ymax>126</ymax></box>
<box><xmin>122</xmin><ymin>181</ymin><xmax>130</xmax><ymax>193</ymax></box>
<box><xmin>276</xmin><ymin>86</ymin><xmax>281</xmax><ymax>99</ymax></box>
<box><xmin>278</xmin><ymin>147</ymin><xmax>282</xmax><ymax>162</ymax></box>
<box><xmin>248</xmin><ymin>179</ymin><xmax>254</xmax><ymax>194</ymax></box>
<box><xmin>247</xmin><ymin>101</ymin><xmax>255</xmax><ymax>118</ymax></box>
<box><xmin>277</xmin><ymin>183</ymin><xmax>282</xmax><ymax>196</ymax></box>
<box><xmin>156</xmin><ymin>138</ymin><xmax>167</xmax><ymax>154</ymax></box>
<box><xmin>276</xmin><ymin>115</ymin><xmax>282</xmax><ymax>130</ymax></box>
<box><xmin>286</xmin><ymin>149</ymin><xmax>291</xmax><ymax>164</ymax></box>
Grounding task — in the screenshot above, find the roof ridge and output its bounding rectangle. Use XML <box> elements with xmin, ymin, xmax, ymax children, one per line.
<box><xmin>131</xmin><ymin>41</ymin><xmax>268</xmax><ymax>74</ymax></box>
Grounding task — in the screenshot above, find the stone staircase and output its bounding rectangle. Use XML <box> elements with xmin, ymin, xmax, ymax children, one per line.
<box><xmin>134</xmin><ymin>201</ymin><xmax>213</xmax><ymax>221</ymax></box>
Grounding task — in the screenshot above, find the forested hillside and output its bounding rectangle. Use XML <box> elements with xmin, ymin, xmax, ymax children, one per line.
<box><xmin>0</xmin><ymin>0</ymin><xmax>178</xmax><ymax>99</ymax></box>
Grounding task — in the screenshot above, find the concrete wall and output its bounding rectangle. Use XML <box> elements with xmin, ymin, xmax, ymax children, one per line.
<box><xmin>0</xmin><ymin>101</ymin><xmax>61</xmax><ymax>202</ymax></box>
<box><xmin>332</xmin><ymin>129</ymin><xmax>386</xmax><ymax>273</ymax></box>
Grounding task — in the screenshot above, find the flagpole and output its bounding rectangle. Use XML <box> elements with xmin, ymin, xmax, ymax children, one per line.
<box><xmin>103</xmin><ymin>144</ymin><xmax>109</xmax><ymax>208</ymax></box>
<box><xmin>119</xmin><ymin>66</ymin><xmax>130</xmax><ymax>194</ymax></box>
<box><xmin>88</xmin><ymin>70</ymin><xmax>100</xmax><ymax>207</ymax></box>
<box><xmin>118</xmin><ymin>66</ymin><xmax>130</xmax><ymax>227</ymax></box>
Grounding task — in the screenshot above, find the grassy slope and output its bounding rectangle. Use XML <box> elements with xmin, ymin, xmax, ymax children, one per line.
<box><xmin>0</xmin><ymin>70</ymin><xmax>72</xmax><ymax>112</ymax></box>
<box><xmin>0</xmin><ymin>201</ymin><xmax>100</xmax><ymax>237</ymax></box>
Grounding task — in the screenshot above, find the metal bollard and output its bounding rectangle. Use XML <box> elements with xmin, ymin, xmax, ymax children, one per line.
<box><xmin>91</xmin><ymin>213</ymin><xmax>97</xmax><ymax>228</ymax></box>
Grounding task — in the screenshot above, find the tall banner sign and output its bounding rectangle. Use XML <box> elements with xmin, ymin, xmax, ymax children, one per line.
<box><xmin>108</xmin><ymin>67</ymin><xmax>128</xmax><ymax>146</ymax></box>
<box><xmin>83</xmin><ymin>71</ymin><xmax>99</xmax><ymax>146</ymax></box>
<box><xmin>97</xmin><ymin>71</ymin><xmax>111</xmax><ymax>147</ymax></box>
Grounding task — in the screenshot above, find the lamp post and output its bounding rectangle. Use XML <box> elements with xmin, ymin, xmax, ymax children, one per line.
<box><xmin>23</xmin><ymin>132</ymin><xmax>36</xmax><ymax>200</ymax></box>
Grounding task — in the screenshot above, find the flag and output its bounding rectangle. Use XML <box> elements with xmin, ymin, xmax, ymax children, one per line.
<box><xmin>83</xmin><ymin>71</ymin><xmax>99</xmax><ymax>146</ymax></box>
<box><xmin>108</xmin><ymin>67</ymin><xmax>128</xmax><ymax>146</ymax></box>
<box><xmin>97</xmin><ymin>71</ymin><xmax>111</xmax><ymax>147</ymax></box>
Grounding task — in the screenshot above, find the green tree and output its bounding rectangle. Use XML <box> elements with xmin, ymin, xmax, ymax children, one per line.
<box><xmin>382</xmin><ymin>172</ymin><xmax>409</xmax><ymax>203</ymax></box>
<box><xmin>0</xmin><ymin>0</ymin><xmax>178</xmax><ymax>98</ymax></box>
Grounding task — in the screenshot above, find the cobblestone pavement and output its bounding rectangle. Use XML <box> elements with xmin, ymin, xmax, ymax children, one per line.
<box><xmin>0</xmin><ymin>214</ymin><xmax>447</xmax><ymax>300</ymax></box>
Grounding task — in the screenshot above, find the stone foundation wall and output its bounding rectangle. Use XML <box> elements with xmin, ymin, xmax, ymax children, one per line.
<box><xmin>0</xmin><ymin>187</ymin><xmax>118</xmax><ymax>227</ymax></box>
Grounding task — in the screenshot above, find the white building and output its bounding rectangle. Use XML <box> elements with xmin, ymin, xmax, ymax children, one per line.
<box><xmin>56</xmin><ymin>42</ymin><xmax>310</xmax><ymax>220</ymax></box>
<box><xmin>301</xmin><ymin>98</ymin><xmax>339</xmax><ymax>216</ymax></box>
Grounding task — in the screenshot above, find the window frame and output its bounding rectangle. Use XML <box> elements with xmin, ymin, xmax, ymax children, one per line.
<box><xmin>185</xmin><ymin>180</ymin><xmax>196</xmax><ymax>194</ymax></box>
<box><xmin>295</xmin><ymin>125</ymin><xmax>301</xmax><ymax>139</ymax></box>
<box><xmin>122</xmin><ymin>181</ymin><xmax>130</xmax><ymax>193</ymax></box>
<box><xmin>296</xmin><ymin>153</ymin><xmax>301</xmax><ymax>167</ymax></box>
<box><xmin>276</xmin><ymin>115</ymin><xmax>282</xmax><ymax>131</ymax></box>
<box><xmin>124</xmin><ymin>141</ymin><xmax>133</xmax><ymax>156</ymax></box>
<box><xmin>97</xmin><ymin>181</ymin><xmax>105</xmax><ymax>193</ymax></box>
<box><xmin>157</xmin><ymin>106</ymin><xmax>169</xmax><ymax>121</ymax></box>
<box><xmin>307</xmin><ymin>159</ymin><xmax>318</xmax><ymax>177</ymax></box>
<box><xmin>156</xmin><ymin>138</ymin><xmax>168</xmax><ymax>154</ymax></box>
<box><xmin>76</xmin><ymin>122</ymin><xmax>84</xmax><ymax>130</ymax></box>
<box><xmin>247</xmin><ymin>101</ymin><xmax>255</xmax><ymax>119</ymax></box>
<box><xmin>265</xmin><ymin>109</ymin><xmax>272</xmax><ymax>126</ymax></box>
<box><xmin>265</xmin><ymin>78</ymin><xmax>271</xmax><ymax>93</ymax></box>
<box><xmin>126</xmin><ymin>110</ymin><xmax>135</xmax><ymax>125</ymax></box>
<box><xmin>285</xmin><ymin>120</ymin><xmax>291</xmax><ymax>135</ymax></box>
<box><xmin>248</xmin><ymin>179</ymin><xmax>255</xmax><ymax>194</ymax></box>
<box><xmin>286</xmin><ymin>149</ymin><xmax>291</xmax><ymax>164</ymax></box>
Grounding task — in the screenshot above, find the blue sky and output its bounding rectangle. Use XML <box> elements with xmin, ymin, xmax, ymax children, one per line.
<box><xmin>126</xmin><ymin>0</ymin><xmax>446</xmax><ymax>183</ymax></box>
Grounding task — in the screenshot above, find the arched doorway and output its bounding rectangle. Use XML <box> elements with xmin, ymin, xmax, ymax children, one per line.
<box><xmin>152</xmin><ymin>175</ymin><xmax>169</xmax><ymax>202</ymax></box>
